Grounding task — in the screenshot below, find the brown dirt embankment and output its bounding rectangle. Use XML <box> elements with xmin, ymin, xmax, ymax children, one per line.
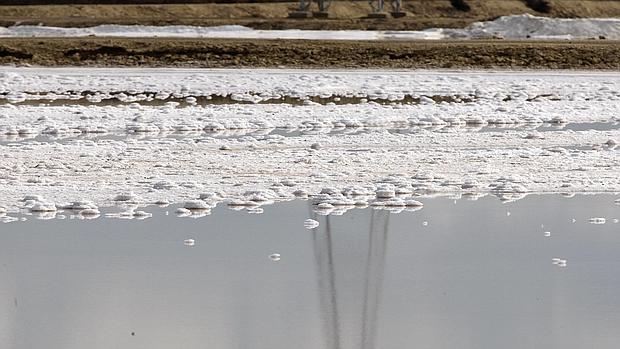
<box><xmin>0</xmin><ymin>0</ymin><xmax>619</xmax><ymax>30</ymax></box>
<box><xmin>1</xmin><ymin>37</ymin><xmax>619</xmax><ymax>69</ymax></box>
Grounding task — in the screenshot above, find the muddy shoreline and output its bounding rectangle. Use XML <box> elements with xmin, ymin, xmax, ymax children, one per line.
<box><xmin>1</xmin><ymin>37</ymin><xmax>619</xmax><ymax>69</ymax></box>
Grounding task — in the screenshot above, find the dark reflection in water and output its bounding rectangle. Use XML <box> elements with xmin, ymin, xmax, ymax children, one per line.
<box><xmin>1</xmin><ymin>195</ymin><xmax>620</xmax><ymax>349</ymax></box>
<box><xmin>310</xmin><ymin>210</ymin><xmax>390</xmax><ymax>349</ymax></box>
<box><xmin>313</xmin><ymin>214</ymin><xmax>341</xmax><ymax>349</ymax></box>
<box><xmin>2</xmin><ymin>121</ymin><xmax>618</xmax><ymax>146</ymax></box>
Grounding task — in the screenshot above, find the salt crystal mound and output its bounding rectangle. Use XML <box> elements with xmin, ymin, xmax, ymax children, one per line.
<box><xmin>442</xmin><ymin>14</ymin><xmax>620</xmax><ymax>40</ymax></box>
<box><xmin>1</xmin><ymin>126</ymin><xmax>617</xmax><ymax>215</ymax></box>
<box><xmin>0</xmin><ymin>68</ymin><xmax>619</xmax><ymax>220</ymax></box>
<box><xmin>1</xmin><ymin>15</ymin><xmax>619</xmax><ymax>40</ymax></box>
<box><xmin>2</xmin><ymin>69</ymin><xmax>620</xmax><ymax>138</ymax></box>
<box><xmin>3</xmin><ymin>68</ymin><xmax>620</xmax><ymax>102</ymax></box>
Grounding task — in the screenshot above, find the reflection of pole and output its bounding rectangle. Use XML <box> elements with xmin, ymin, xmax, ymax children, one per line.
<box><xmin>360</xmin><ymin>210</ymin><xmax>389</xmax><ymax>349</ymax></box>
<box><xmin>310</xmin><ymin>203</ymin><xmax>390</xmax><ymax>349</ymax></box>
<box><xmin>311</xmin><ymin>207</ymin><xmax>341</xmax><ymax>349</ymax></box>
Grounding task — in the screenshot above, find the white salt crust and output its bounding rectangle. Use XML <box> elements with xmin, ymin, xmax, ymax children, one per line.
<box><xmin>2</xmin><ymin>69</ymin><xmax>620</xmax><ymax>105</ymax></box>
<box><xmin>0</xmin><ymin>69</ymin><xmax>618</xmax><ymax>221</ymax></box>
<box><xmin>1</xmin><ymin>15</ymin><xmax>619</xmax><ymax>40</ymax></box>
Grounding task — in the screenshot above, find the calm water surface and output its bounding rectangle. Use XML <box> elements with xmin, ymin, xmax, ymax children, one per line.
<box><xmin>1</xmin><ymin>195</ymin><xmax>620</xmax><ymax>349</ymax></box>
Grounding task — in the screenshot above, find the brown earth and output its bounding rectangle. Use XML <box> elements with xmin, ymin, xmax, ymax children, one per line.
<box><xmin>1</xmin><ymin>1</ymin><xmax>619</xmax><ymax>30</ymax></box>
<box><xmin>1</xmin><ymin>37</ymin><xmax>619</xmax><ymax>69</ymax></box>
<box><xmin>2</xmin><ymin>1</ymin><xmax>619</xmax><ymax>69</ymax></box>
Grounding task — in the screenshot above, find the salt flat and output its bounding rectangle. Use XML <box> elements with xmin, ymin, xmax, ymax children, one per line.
<box><xmin>0</xmin><ymin>68</ymin><xmax>618</xmax><ymax>220</ymax></box>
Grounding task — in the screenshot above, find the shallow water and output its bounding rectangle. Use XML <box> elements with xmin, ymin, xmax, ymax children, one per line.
<box><xmin>2</xmin><ymin>121</ymin><xmax>618</xmax><ymax>145</ymax></box>
<box><xmin>1</xmin><ymin>194</ymin><xmax>620</xmax><ymax>349</ymax></box>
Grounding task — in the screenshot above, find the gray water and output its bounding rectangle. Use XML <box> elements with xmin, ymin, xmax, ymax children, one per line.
<box><xmin>2</xmin><ymin>121</ymin><xmax>618</xmax><ymax>145</ymax></box>
<box><xmin>1</xmin><ymin>194</ymin><xmax>620</xmax><ymax>349</ymax></box>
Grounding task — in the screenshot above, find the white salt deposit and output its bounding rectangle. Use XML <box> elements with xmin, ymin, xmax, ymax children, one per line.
<box><xmin>0</xmin><ymin>68</ymin><xmax>618</xmax><ymax>221</ymax></box>
<box><xmin>1</xmin><ymin>215</ymin><xmax>18</xmax><ymax>223</ymax></box>
<box><xmin>60</xmin><ymin>200</ymin><xmax>98</xmax><ymax>211</ymax></box>
<box><xmin>404</xmin><ymin>200</ymin><xmax>423</xmax><ymax>207</ymax></box>
<box><xmin>114</xmin><ymin>192</ymin><xmax>141</xmax><ymax>202</ymax></box>
<box><xmin>589</xmin><ymin>217</ymin><xmax>607</xmax><ymax>225</ymax></box>
<box><xmin>1</xmin><ymin>15</ymin><xmax>619</xmax><ymax>40</ymax></box>
<box><xmin>442</xmin><ymin>14</ymin><xmax>620</xmax><ymax>40</ymax></box>
<box><xmin>183</xmin><ymin>200</ymin><xmax>212</xmax><ymax>210</ymax></box>
<box><xmin>304</xmin><ymin>218</ymin><xmax>320</xmax><ymax>229</ymax></box>
<box><xmin>175</xmin><ymin>207</ymin><xmax>192</xmax><ymax>216</ymax></box>
<box><xmin>4</xmin><ymin>69</ymin><xmax>620</xmax><ymax>110</ymax></box>
<box><xmin>132</xmin><ymin>210</ymin><xmax>152</xmax><ymax>218</ymax></box>
<box><xmin>552</xmin><ymin>258</ymin><xmax>567</xmax><ymax>267</ymax></box>
<box><xmin>79</xmin><ymin>208</ymin><xmax>100</xmax><ymax>218</ymax></box>
<box><xmin>29</xmin><ymin>202</ymin><xmax>56</xmax><ymax>212</ymax></box>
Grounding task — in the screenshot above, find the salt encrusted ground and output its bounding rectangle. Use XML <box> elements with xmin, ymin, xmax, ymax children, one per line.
<box><xmin>1</xmin><ymin>15</ymin><xmax>619</xmax><ymax>40</ymax></box>
<box><xmin>4</xmin><ymin>69</ymin><xmax>619</xmax><ymax>101</ymax></box>
<box><xmin>0</xmin><ymin>68</ymin><xmax>618</xmax><ymax>221</ymax></box>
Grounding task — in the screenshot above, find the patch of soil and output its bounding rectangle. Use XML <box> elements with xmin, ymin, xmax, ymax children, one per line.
<box><xmin>2</xmin><ymin>37</ymin><xmax>619</xmax><ymax>70</ymax></box>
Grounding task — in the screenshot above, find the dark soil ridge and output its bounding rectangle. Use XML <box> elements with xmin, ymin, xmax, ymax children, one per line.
<box><xmin>1</xmin><ymin>38</ymin><xmax>620</xmax><ymax>70</ymax></box>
